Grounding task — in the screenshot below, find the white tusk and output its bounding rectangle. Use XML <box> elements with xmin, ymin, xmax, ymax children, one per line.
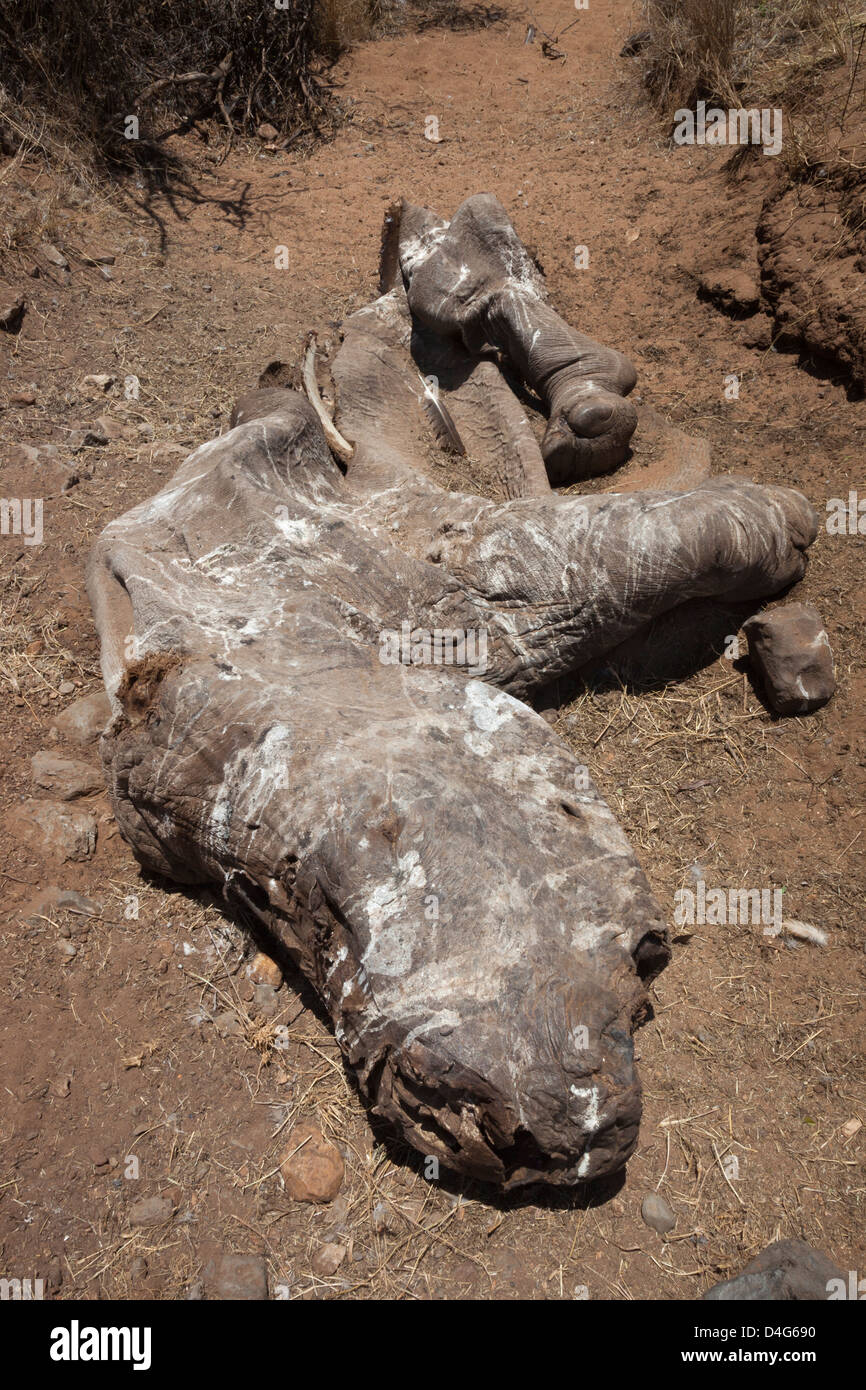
<box><xmin>302</xmin><ymin>332</ymin><xmax>354</xmax><ymax>462</ymax></box>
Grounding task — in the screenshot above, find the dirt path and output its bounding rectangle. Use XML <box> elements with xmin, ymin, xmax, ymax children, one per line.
<box><xmin>1</xmin><ymin>0</ymin><xmax>864</xmax><ymax>1301</ymax></box>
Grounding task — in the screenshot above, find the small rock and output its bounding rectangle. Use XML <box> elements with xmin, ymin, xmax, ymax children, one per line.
<box><xmin>93</xmin><ymin>415</ymin><xmax>125</xmax><ymax>442</ymax></box>
<box><xmin>69</xmin><ymin>424</ymin><xmax>109</xmax><ymax>451</ymax></box>
<box><xmin>58</xmin><ymin>680</ymin><xmax>76</xmax><ymax>696</ymax></box>
<box><xmin>51</xmin><ymin>690</ymin><xmax>112</xmax><ymax>745</ymax></box>
<box><xmin>249</xmin><ymin>950</ymin><xmax>282</xmax><ymax>989</ymax></box>
<box><xmin>58</xmin><ymin>940</ymin><xmax>78</xmax><ymax>959</ymax></box>
<box><xmin>152</xmin><ymin>442</ymin><xmax>188</xmax><ymax>465</ymax></box>
<box><xmin>257</xmin><ymin>122</ymin><xmax>280</xmax><ymax>142</ymax></box>
<box><xmin>0</xmin><ymin>296</ymin><xmax>26</xmax><ymax>332</ymax></box>
<box><xmin>202</xmin><ymin>1252</ymin><xmax>268</xmax><ymax>1300</ymax></box>
<box><xmin>641</xmin><ymin>1192</ymin><xmax>677</xmax><ymax>1234</ymax></box>
<box><xmin>128</xmin><ymin>1194</ymin><xmax>175</xmax><ymax>1228</ymax></box>
<box><xmin>128</xmin><ymin>1256</ymin><xmax>148</xmax><ymax>1281</ymax></box>
<box><xmin>41</xmin><ymin>243</ymin><xmax>70</xmax><ymax>271</ymax></box>
<box><xmin>698</xmin><ymin>268</ymin><xmax>760</xmax><ymax>317</ymax></box>
<box><xmin>311</xmin><ymin>1242</ymin><xmax>346</xmax><ymax>1277</ymax></box>
<box><xmin>9</xmin><ymin>390</ymin><xmax>36</xmax><ymax>405</ymax></box>
<box><xmin>841</xmin><ymin>1117</ymin><xmax>862</xmax><ymax>1140</ymax></box>
<box><xmin>281</xmin><ymin>1122</ymin><xmax>344</xmax><ymax>1204</ymax></box>
<box><xmin>137</xmin><ymin>422</ymin><xmax>154</xmax><ymax>441</ymax></box>
<box><xmin>83</xmin><ymin>374</ymin><xmax>115</xmax><ymax>392</ymax></box>
<box><xmin>31</xmin><ymin>751</ymin><xmax>103</xmax><ymax>800</ymax></box>
<box><xmin>15</xmin><ymin>800</ymin><xmax>97</xmax><ymax>862</ymax></box>
<box><xmin>703</xmin><ymin>1239</ymin><xmax>844</xmax><ymax>1301</ymax></box>
<box><xmin>744</xmin><ymin>603</ymin><xmax>835</xmax><ymax>715</ymax></box>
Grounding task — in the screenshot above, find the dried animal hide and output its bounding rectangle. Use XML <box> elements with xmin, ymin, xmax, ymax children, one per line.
<box><xmin>88</xmin><ymin>197</ymin><xmax>817</xmax><ymax>1189</ymax></box>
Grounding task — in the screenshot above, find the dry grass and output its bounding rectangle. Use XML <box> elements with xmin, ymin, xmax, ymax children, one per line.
<box><xmin>0</xmin><ymin>0</ymin><xmax>386</xmax><ymax>186</ymax></box>
<box><xmin>642</xmin><ymin>0</ymin><xmax>857</xmax><ymax>111</ymax></box>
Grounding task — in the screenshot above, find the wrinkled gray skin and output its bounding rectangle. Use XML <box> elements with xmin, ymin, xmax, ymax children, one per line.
<box><xmin>88</xmin><ymin>196</ymin><xmax>817</xmax><ymax>1190</ymax></box>
<box><xmin>396</xmin><ymin>195</ymin><xmax>639</xmax><ymax>482</ymax></box>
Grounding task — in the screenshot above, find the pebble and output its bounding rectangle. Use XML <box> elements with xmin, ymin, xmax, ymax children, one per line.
<box><xmin>641</xmin><ymin>1192</ymin><xmax>677</xmax><ymax>1234</ymax></box>
<box><xmin>40</xmin><ymin>243</ymin><xmax>69</xmax><ymax>270</ymax></box>
<box><xmin>202</xmin><ymin>1252</ymin><xmax>267</xmax><ymax>1300</ymax></box>
<box><xmin>249</xmin><ymin>950</ymin><xmax>282</xmax><ymax>989</ymax></box>
<box><xmin>311</xmin><ymin>1242</ymin><xmax>346</xmax><ymax>1277</ymax></box>
<box><xmin>281</xmin><ymin>1122</ymin><xmax>344</xmax><ymax>1204</ymax></box>
<box><xmin>128</xmin><ymin>1194</ymin><xmax>175</xmax><ymax>1227</ymax></box>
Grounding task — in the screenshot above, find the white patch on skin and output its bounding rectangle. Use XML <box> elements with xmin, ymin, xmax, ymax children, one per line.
<box><xmin>275</xmin><ymin>515</ymin><xmax>321</xmax><ymax>546</ymax></box>
<box><xmin>465</xmin><ymin>680</ymin><xmax>516</xmax><ymax>733</ymax></box>
<box><xmin>325</xmin><ymin>945</ymin><xmax>348</xmax><ymax>980</ymax></box>
<box><xmin>570</xmin><ymin>1084</ymin><xmax>602</xmax><ymax>1132</ymax></box>
<box><xmin>403</xmin><ymin>1009</ymin><xmax>461</xmax><ymax>1048</ymax></box>
<box><xmin>462</xmin><ymin>681</ymin><xmax>520</xmax><ymax>755</ymax></box>
<box><xmin>364</xmin><ymin>924</ymin><xmax>413</xmax><ymax>977</ymax></box>
<box><xmin>363</xmin><ymin>849</ymin><xmax>425</xmax><ymax>936</ymax></box>
<box><xmin>210</xmin><ymin>795</ymin><xmax>231</xmax><ymax>847</ymax></box>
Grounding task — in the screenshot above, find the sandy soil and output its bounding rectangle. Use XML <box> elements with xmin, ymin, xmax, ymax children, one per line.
<box><xmin>1</xmin><ymin>0</ymin><xmax>864</xmax><ymax>1300</ymax></box>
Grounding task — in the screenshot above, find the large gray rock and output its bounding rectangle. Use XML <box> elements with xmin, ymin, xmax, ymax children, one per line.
<box><xmin>12</xmin><ymin>800</ymin><xmax>97</xmax><ymax>863</ymax></box>
<box><xmin>51</xmin><ymin>690</ymin><xmax>112</xmax><ymax>746</ymax></box>
<box><xmin>31</xmin><ymin>751</ymin><xmax>104</xmax><ymax>800</ymax></box>
<box><xmin>86</xmin><ymin>196</ymin><xmax>818</xmax><ymax>1190</ymax></box>
<box><xmin>744</xmin><ymin>603</ymin><xmax>834</xmax><ymax>715</ymax></box>
<box><xmin>704</xmin><ymin>1239</ymin><xmax>845</xmax><ymax>1300</ymax></box>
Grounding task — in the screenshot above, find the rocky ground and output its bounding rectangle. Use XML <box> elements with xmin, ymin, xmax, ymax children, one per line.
<box><xmin>1</xmin><ymin>0</ymin><xmax>864</xmax><ymax>1300</ymax></box>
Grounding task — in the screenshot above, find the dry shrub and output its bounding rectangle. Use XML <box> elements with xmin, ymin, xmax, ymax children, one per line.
<box><xmin>641</xmin><ymin>0</ymin><xmax>854</xmax><ymax>112</ymax></box>
<box><xmin>316</xmin><ymin>0</ymin><xmax>383</xmax><ymax>51</ymax></box>
<box><xmin>642</xmin><ymin>0</ymin><xmax>739</xmax><ymax>108</ymax></box>
<box><xmin>0</xmin><ymin>0</ymin><xmax>384</xmax><ymax>172</ymax></box>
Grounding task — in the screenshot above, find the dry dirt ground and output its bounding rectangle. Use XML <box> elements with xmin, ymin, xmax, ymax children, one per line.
<box><xmin>1</xmin><ymin>0</ymin><xmax>864</xmax><ymax>1301</ymax></box>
